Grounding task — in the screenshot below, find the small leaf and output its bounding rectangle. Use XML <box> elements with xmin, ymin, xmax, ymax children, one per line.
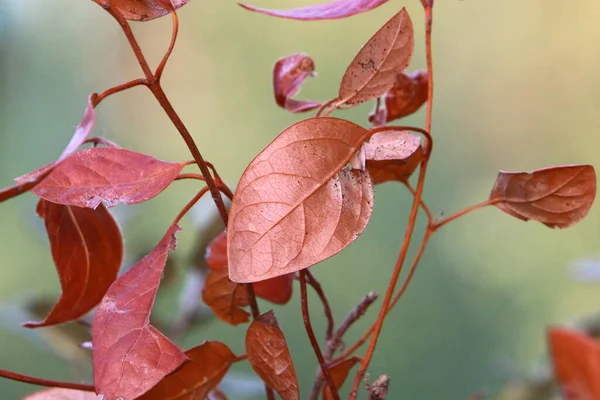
<box><xmin>323</xmin><ymin>357</ymin><xmax>361</xmax><ymax>400</ymax></box>
<box><xmin>23</xmin><ymin>388</ymin><xmax>97</xmax><ymax>399</ymax></box>
<box><xmin>362</xmin><ymin>130</ymin><xmax>422</xmax><ymax>185</ymax></box>
<box><xmin>239</xmin><ymin>0</ymin><xmax>389</xmax><ymax>21</ymax></box>
<box><xmin>202</xmin><ymin>267</ymin><xmax>251</xmax><ymax>326</ymax></box>
<box><xmin>92</xmin><ymin>224</ymin><xmax>187</xmax><ymax>400</ymax></box>
<box><xmin>548</xmin><ymin>327</ymin><xmax>600</xmax><ymax>399</ymax></box>
<box><xmin>93</xmin><ymin>0</ymin><xmax>190</xmax><ymax>21</ymax></box>
<box><xmin>228</xmin><ymin>117</ymin><xmax>374</xmax><ymax>283</ymax></box>
<box><xmin>369</xmin><ymin>70</ymin><xmax>428</xmax><ymax>126</ymax></box>
<box><xmin>246</xmin><ymin>311</ymin><xmax>299</xmax><ymax>400</ymax></box>
<box><xmin>490</xmin><ymin>165</ymin><xmax>596</xmax><ymax>228</ymax></box>
<box><xmin>140</xmin><ymin>341</ymin><xmax>237</xmax><ymax>400</ymax></box>
<box><xmin>339</xmin><ymin>8</ymin><xmax>414</xmax><ymax>106</ymax></box>
<box><xmin>206</xmin><ymin>231</ymin><xmax>294</xmax><ymax>304</ymax></box>
<box><xmin>18</xmin><ymin>148</ymin><xmax>185</xmax><ymax>209</ymax></box>
<box><xmin>23</xmin><ymin>199</ymin><xmax>123</xmax><ymax>328</ymax></box>
<box><xmin>273</xmin><ymin>53</ymin><xmax>321</xmax><ymax>113</ymax></box>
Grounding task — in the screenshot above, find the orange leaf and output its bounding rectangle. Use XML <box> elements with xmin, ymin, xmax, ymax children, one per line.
<box><xmin>23</xmin><ymin>388</ymin><xmax>97</xmax><ymax>399</ymax></box>
<box><xmin>93</xmin><ymin>0</ymin><xmax>189</xmax><ymax>21</ymax></box>
<box><xmin>273</xmin><ymin>53</ymin><xmax>321</xmax><ymax>113</ymax></box>
<box><xmin>202</xmin><ymin>267</ymin><xmax>251</xmax><ymax>325</ymax></box>
<box><xmin>246</xmin><ymin>311</ymin><xmax>299</xmax><ymax>400</ymax></box>
<box><xmin>490</xmin><ymin>165</ymin><xmax>596</xmax><ymax>228</ymax></box>
<box><xmin>23</xmin><ymin>199</ymin><xmax>123</xmax><ymax>328</ymax></box>
<box><xmin>323</xmin><ymin>357</ymin><xmax>361</xmax><ymax>400</ymax></box>
<box><xmin>338</xmin><ymin>8</ymin><xmax>414</xmax><ymax>106</ymax></box>
<box><xmin>364</xmin><ymin>130</ymin><xmax>422</xmax><ymax>185</ymax></box>
<box><xmin>369</xmin><ymin>70</ymin><xmax>428</xmax><ymax>126</ymax></box>
<box><xmin>20</xmin><ymin>148</ymin><xmax>185</xmax><ymax>209</ymax></box>
<box><xmin>548</xmin><ymin>327</ymin><xmax>600</xmax><ymax>400</ymax></box>
<box><xmin>206</xmin><ymin>231</ymin><xmax>294</xmax><ymax>304</ymax></box>
<box><xmin>140</xmin><ymin>341</ymin><xmax>237</xmax><ymax>400</ymax></box>
<box><xmin>92</xmin><ymin>224</ymin><xmax>187</xmax><ymax>400</ymax></box>
<box><xmin>228</xmin><ymin>117</ymin><xmax>374</xmax><ymax>283</ymax></box>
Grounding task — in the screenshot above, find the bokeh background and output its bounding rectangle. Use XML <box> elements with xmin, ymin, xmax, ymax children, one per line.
<box><xmin>1</xmin><ymin>0</ymin><xmax>600</xmax><ymax>399</ymax></box>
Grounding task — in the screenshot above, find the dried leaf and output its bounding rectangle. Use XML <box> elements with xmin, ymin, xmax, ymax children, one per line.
<box><xmin>228</xmin><ymin>117</ymin><xmax>374</xmax><ymax>283</ymax></box>
<box><xmin>363</xmin><ymin>130</ymin><xmax>422</xmax><ymax>185</ymax></box>
<box><xmin>93</xmin><ymin>0</ymin><xmax>189</xmax><ymax>21</ymax></box>
<box><xmin>18</xmin><ymin>148</ymin><xmax>185</xmax><ymax>209</ymax></box>
<box><xmin>92</xmin><ymin>224</ymin><xmax>187</xmax><ymax>400</ymax></box>
<box><xmin>369</xmin><ymin>70</ymin><xmax>428</xmax><ymax>126</ymax></box>
<box><xmin>323</xmin><ymin>357</ymin><xmax>360</xmax><ymax>400</ymax></box>
<box><xmin>239</xmin><ymin>0</ymin><xmax>389</xmax><ymax>21</ymax></box>
<box><xmin>246</xmin><ymin>311</ymin><xmax>299</xmax><ymax>400</ymax></box>
<box><xmin>140</xmin><ymin>341</ymin><xmax>237</xmax><ymax>400</ymax></box>
<box><xmin>273</xmin><ymin>53</ymin><xmax>320</xmax><ymax>113</ymax></box>
<box><xmin>490</xmin><ymin>165</ymin><xmax>596</xmax><ymax>228</ymax></box>
<box><xmin>206</xmin><ymin>231</ymin><xmax>294</xmax><ymax>304</ymax></box>
<box><xmin>23</xmin><ymin>199</ymin><xmax>123</xmax><ymax>328</ymax></box>
<box><xmin>548</xmin><ymin>327</ymin><xmax>600</xmax><ymax>399</ymax></box>
<box><xmin>202</xmin><ymin>267</ymin><xmax>251</xmax><ymax>326</ymax></box>
<box><xmin>23</xmin><ymin>388</ymin><xmax>97</xmax><ymax>400</ymax></box>
<box><xmin>339</xmin><ymin>8</ymin><xmax>414</xmax><ymax>106</ymax></box>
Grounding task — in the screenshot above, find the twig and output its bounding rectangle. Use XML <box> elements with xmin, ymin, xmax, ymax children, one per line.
<box><xmin>305</xmin><ymin>270</ymin><xmax>335</xmax><ymax>341</ymax></box>
<box><xmin>0</xmin><ymin>369</ymin><xmax>94</xmax><ymax>392</ymax></box>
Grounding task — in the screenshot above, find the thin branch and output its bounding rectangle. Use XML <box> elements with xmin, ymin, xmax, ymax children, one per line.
<box><xmin>155</xmin><ymin>8</ymin><xmax>179</xmax><ymax>81</ymax></box>
<box><xmin>430</xmin><ymin>198</ymin><xmax>499</xmax><ymax>231</ymax></box>
<box><xmin>93</xmin><ymin>78</ymin><xmax>148</xmax><ymax>106</ymax></box>
<box><xmin>173</xmin><ymin>187</ymin><xmax>209</xmax><ymax>226</ymax></box>
<box><xmin>0</xmin><ymin>369</ymin><xmax>94</xmax><ymax>392</ymax></box>
<box><xmin>305</xmin><ymin>270</ymin><xmax>335</xmax><ymax>341</ymax></box>
<box><xmin>403</xmin><ymin>180</ymin><xmax>433</xmax><ymax>222</ymax></box>
<box><xmin>300</xmin><ymin>271</ymin><xmax>340</xmax><ymax>400</ymax></box>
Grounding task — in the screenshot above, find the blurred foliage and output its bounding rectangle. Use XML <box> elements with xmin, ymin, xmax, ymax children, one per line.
<box><xmin>1</xmin><ymin>0</ymin><xmax>600</xmax><ymax>399</ymax></box>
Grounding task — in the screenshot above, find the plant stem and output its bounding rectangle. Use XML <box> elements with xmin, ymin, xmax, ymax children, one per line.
<box><xmin>431</xmin><ymin>199</ymin><xmax>498</xmax><ymax>231</ymax></box>
<box><xmin>305</xmin><ymin>270</ymin><xmax>335</xmax><ymax>341</ymax></box>
<box><xmin>93</xmin><ymin>78</ymin><xmax>148</xmax><ymax>106</ymax></box>
<box><xmin>155</xmin><ymin>9</ymin><xmax>179</xmax><ymax>80</ymax></box>
<box><xmin>300</xmin><ymin>271</ymin><xmax>340</xmax><ymax>400</ymax></box>
<box><xmin>0</xmin><ymin>369</ymin><xmax>94</xmax><ymax>392</ymax></box>
<box><xmin>173</xmin><ymin>187</ymin><xmax>209</xmax><ymax>226</ymax></box>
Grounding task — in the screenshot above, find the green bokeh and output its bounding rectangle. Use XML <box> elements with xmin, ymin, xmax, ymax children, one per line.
<box><xmin>2</xmin><ymin>1</ymin><xmax>600</xmax><ymax>399</ymax></box>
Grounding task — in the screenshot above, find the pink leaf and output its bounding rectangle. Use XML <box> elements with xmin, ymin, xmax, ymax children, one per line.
<box><xmin>239</xmin><ymin>0</ymin><xmax>389</xmax><ymax>21</ymax></box>
<box><xmin>273</xmin><ymin>53</ymin><xmax>320</xmax><ymax>113</ymax></box>
<box><xmin>92</xmin><ymin>224</ymin><xmax>187</xmax><ymax>400</ymax></box>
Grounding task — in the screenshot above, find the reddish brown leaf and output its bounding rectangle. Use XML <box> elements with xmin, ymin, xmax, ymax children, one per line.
<box><xmin>548</xmin><ymin>327</ymin><xmax>600</xmax><ymax>399</ymax></box>
<box><xmin>93</xmin><ymin>0</ymin><xmax>189</xmax><ymax>21</ymax></box>
<box><xmin>246</xmin><ymin>311</ymin><xmax>299</xmax><ymax>400</ymax></box>
<box><xmin>489</xmin><ymin>165</ymin><xmax>596</xmax><ymax>229</ymax></box>
<box><xmin>239</xmin><ymin>0</ymin><xmax>389</xmax><ymax>21</ymax></box>
<box><xmin>323</xmin><ymin>357</ymin><xmax>361</xmax><ymax>400</ymax></box>
<box><xmin>17</xmin><ymin>148</ymin><xmax>185</xmax><ymax>209</ymax></box>
<box><xmin>206</xmin><ymin>231</ymin><xmax>294</xmax><ymax>304</ymax></box>
<box><xmin>369</xmin><ymin>70</ymin><xmax>428</xmax><ymax>126</ymax></box>
<box><xmin>23</xmin><ymin>199</ymin><xmax>123</xmax><ymax>328</ymax></box>
<box><xmin>23</xmin><ymin>388</ymin><xmax>97</xmax><ymax>399</ymax></box>
<box><xmin>202</xmin><ymin>267</ymin><xmax>251</xmax><ymax>325</ymax></box>
<box><xmin>273</xmin><ymin>53</ymin><xmax>320</xmax><ymax>113</ymax></box>
<box><xmin>339</xmin><ymin>8</ymin><xmax>414</xmax><ymax>107</ymax></box>
<box><xmin>228</xmin><ymin>117</ymin><xmax>374</xmax><ymax>283</ymax></box>
<box><xmin>140</xmin><ymin>341</ymin><xmax>237</xmax><ymax>400</ymax></box>
<box><xmin>92</xmin><ymin>224</ymin><xmax>187</xmax><ymax>400</ymax></box>
<box><xmin>0</xmin><ymin>167</ymin><xmax>55</xmax><ymax>204</ymax></box>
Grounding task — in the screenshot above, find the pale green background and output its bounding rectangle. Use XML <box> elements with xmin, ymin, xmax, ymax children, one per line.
<box><xmin>1</xmin><ymin>1</ymin><xmax>600</xmax><ymax>399</ymax></box>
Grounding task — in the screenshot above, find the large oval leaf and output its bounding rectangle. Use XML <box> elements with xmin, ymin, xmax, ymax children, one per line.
<box><xmin>93</xmin><ymin>0</ymin><xmax>190</xmax><ymax>21</ymax></box>
<box><xmin>339</xmin><ymin>8</ymin><xmax>414</xmax><ymax>106</ymax></box>
<box><xmin>490</xmin><ymin>165</ymin><xmax>596</xmax><ymax>229</ymax></box>
<box><xmin>239</xmin><ymin>0</ymin><xmax>389</xmax><ymax>21</ymax></box>
<box><xmin>228</xmin><ymin>117</ymin><xmax>374</xmax><ymax>283</ymax></box>
<box><xmin>25</xmin><ymin>148</ymin><xmax>185</xmax><ymax>209</ymax></box>
<box><xmin>23</xmin><ymin>199</ymin><xmax>123</xmax><ymax>328</ymax></box>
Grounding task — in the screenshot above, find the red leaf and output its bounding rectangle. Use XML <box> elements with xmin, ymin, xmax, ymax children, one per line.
<box><xmin>323</xmin><ymin>357</ymin><xmax>361</xmax><ymax>400</ymax></box>
<box><xmin>246</xmin><ymin>311</ymin><xmax>299</xmax><ymax>400</ymax></box>
<box><xmin>239</xmin><ymin>0</ymin><xmax>389</xmax><ymax>21</ymax></box>
<box><xmin>228</xmin><ymin>117</ymin><xmax>374</xmax><ymax>283</ymax></box>
<box><xmin>273</xmin><ymin>53</ymin><xmax>320</xmax><ymax>113</ymax></box>
<box><xmin>548</xmin><ymin>327</ymin><xmax>600</xmax><ymax>399</ymax></box>
<box><xmin>140</xmin><ymin>341</ymin><xmax>237</xmax><ymax>400</ymax></box>
<box><xmin>23</xmin><ymin>388</ymin><xmax>97</xmax><ymax>399</ymax></box>
<box><xmin>206</xmin><ymin>231</ymin><xmax>294</xmax><ymax>304</ymax></box>
<box><xmin>369</xmin><ymin>70</ymin><xmax>428</xmax><ymax>126</ymax></box>
<box><xmin>363</xmin><ymin>130</ymin><xmax>422</xmax><ymax>185</ymax></box>
<box><xmin>202</xmin><ymin>267</ymin><xmax>251</xmax><ymax>326</ymax></box>
<box><xmin>490</xmin><ymin>165</ymin><xmax>596</xmax><ymax>228</ymax></box>
<box><xmin>93</xmin><ymin>0</ymin><xmax>190</xmax><ymax>21</ymax></box>
<box><xmin>339</xmin><ymin>8</ymin><xmax>414</xmax><ymax>106</ymax></box>
<box><xmin>23</xmin><ymin>199</ymin><xmax>123</xmax><ymax>328</ymax></box>
<box><xmin>17</xmin><ymin>148</ymin><xmax>185</xmax><ymax>209</ymax></box>
<box><xmin>92</xmin><ymin>224</ymin><xmax>187</xmax><ymax>400</ymax></box>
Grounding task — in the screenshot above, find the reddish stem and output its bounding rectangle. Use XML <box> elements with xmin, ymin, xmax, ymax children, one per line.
<box><xmin>93</xmin><ymin>78</ymin><xmax>148</xmax><ymax>106</ymax></box>
<box><xmin>155</xmin><ymin>9</ymin><xmax>179</xmax><ymax>81</ymax></box>
<box><xmin>431</xmin><ymin>199</ymin><xmax>498</xmax><ymax>231</ymax></box>
<box><xmin>173</xmin><ymin>187</ymin><xmax>209</xmax><ymax>226</ymax></box>
<box><xmin>305</xmin><ymin>270</ymin><xmax>335</xmax><ymax>341</ymax></box>
<box><xmin>0</xmin><ymin>369</ymin><xmax>94</xmax><ymax>392</ymax></box>
<box><xmin>299</xmin><ymin>271</ymin><xmax>340</xmax><ymax>400</ymax></box>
